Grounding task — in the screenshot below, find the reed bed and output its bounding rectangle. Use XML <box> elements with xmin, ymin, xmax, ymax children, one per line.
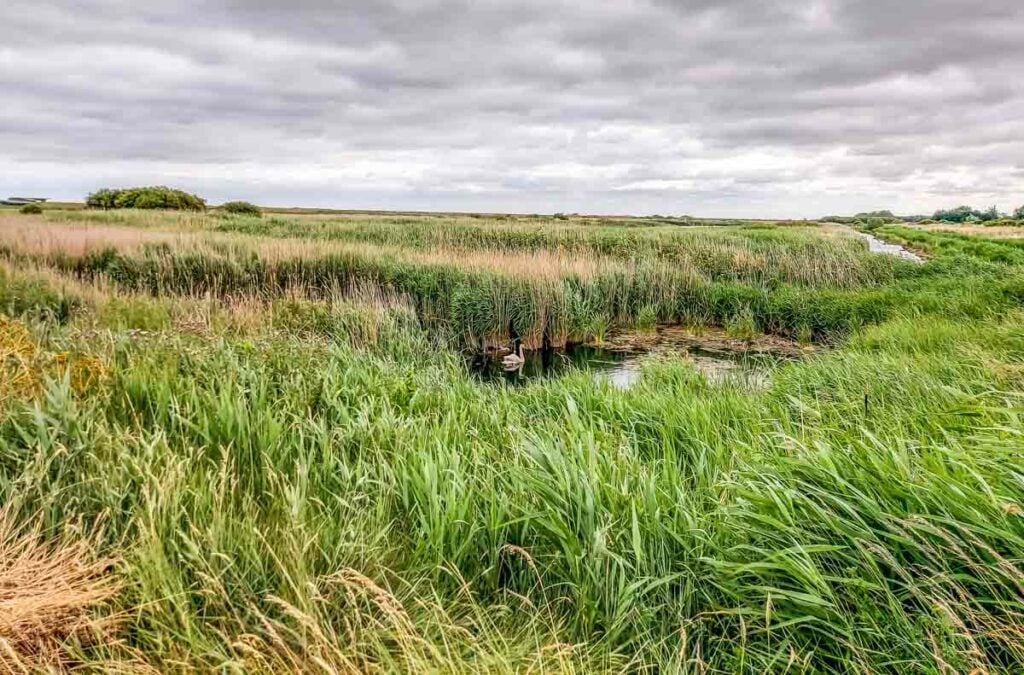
<box><xmin>44</xmin><ymin>210</ymin><xmax>900</xmax><ymax>287</ymax></box>
<box><xmin>210</xmin><ymin>213</ymin><xmax>898</xmax><ymax>288</ymax></box>
<box><xmin>3</xmin><ymin>215</ymin><xmax>996</xmax><ymax>350</ymax></box>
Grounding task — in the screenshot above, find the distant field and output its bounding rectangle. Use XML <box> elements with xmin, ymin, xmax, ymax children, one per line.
<box><xmin>2</xmin><ymin>207</ymin><xmax>1023</xmax><ymax>671</ymax></box>
<box><xmin>0</xmin><ymin>200</ymin><xmax>85</xmax><ymax>211</ymax></box>
<box><xmin>907</xmin><ymin>221</ymin><xmax>1024</xmax><ymax>238</ymax></box>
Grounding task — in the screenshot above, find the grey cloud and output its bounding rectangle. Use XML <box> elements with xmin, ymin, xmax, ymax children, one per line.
<box><xmin>1</xmin><ymin>0</ymin><xmax>1023</xmax><ymax>216</ymax></box>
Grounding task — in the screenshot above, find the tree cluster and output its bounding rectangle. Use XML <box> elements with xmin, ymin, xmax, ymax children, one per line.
<box><xmin>86</xmin><ymin>186</ymin><xmax>206</xmax><ymax>211</ymax></box>
<box><xmin>931</xmin><ymin>205</ymin><xmax>1001</xmax><ymax>223</ymax></box>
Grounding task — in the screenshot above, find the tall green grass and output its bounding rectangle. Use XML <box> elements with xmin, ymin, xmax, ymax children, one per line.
<box><xmin>1</xmin><ymin>290</ymin><xmax>1023</xmax><ymax>671</ymax></box>
<box><xmin>0</xmin><ymin>214</ymin><xmax>1023</xmax><ymax>671</ymax></box>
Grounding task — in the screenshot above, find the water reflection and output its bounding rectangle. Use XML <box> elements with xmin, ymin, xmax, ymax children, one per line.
<box><xmin>469</xmin><ymin>344</ymin><xmax>773</xmax><ymax>389</ymax></box>
<box><xmin>858</xmin><ymin>232</ymin><xmax>923</xmax><ymax>262</ymax></box>
<box><xmin>470</xmin><ymin>345</ymin><xmax>630</xmax><ymax>386</ymax></box>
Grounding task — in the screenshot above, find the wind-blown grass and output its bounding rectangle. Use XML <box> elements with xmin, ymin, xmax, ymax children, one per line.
<box><xmin>0</xmin><ymin>209</ymin><xmax>1022</xmax><ymax>671</ymax></box>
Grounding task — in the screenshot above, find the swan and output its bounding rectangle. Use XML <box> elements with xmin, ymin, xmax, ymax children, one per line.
<box><xmin>501</xmin><ymin>343</ymin><xmax>525</xmax><ymax>370</ymax></box>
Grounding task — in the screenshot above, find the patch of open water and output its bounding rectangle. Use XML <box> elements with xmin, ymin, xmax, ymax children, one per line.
<box><xmin>857</xmin><ymin>232</ymin><xmax>923</xmax><ymax>262</ymax></box>
<box><xmin>469</xmin><ymin>343</ymin><xmax>777</xmax><ymax>389</ymax></box>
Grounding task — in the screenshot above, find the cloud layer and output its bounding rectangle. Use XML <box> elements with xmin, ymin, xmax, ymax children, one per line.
<box><xmin>3</xmin><ymin>0</ymin><xmax>1024</xmax><ymax>216</ymax></box>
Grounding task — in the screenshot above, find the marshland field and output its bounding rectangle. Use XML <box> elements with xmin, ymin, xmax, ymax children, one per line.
<box><xmin>3</xmin><ymin>204</ymin><xmax>1024</xmax><ymax>672</ymax></box>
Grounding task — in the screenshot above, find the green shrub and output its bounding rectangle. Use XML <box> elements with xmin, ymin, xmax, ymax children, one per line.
<box><xmin>220</xmin><ymin>201</ymin><xmax>262</xmax><ymax>217</ymax></box>
<box><xmin>86</xmin><ymin>186</ymin><xmax>206</xmax><ymax>211</ymax></box>
<box><xmin>18</xmin><ymin>203</ymin><xmax>43</xmax><ymax>215</ymax></box>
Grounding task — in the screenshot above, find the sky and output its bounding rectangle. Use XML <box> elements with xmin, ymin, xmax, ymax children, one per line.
<box><xmin>2</xmin><ymin>0</ymin><xmax>1024</xmax><ymax>217</ymax></box>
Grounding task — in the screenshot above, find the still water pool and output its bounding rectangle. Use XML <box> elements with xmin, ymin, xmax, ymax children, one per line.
<box><xmin>469</xmin><ymin>344</ymin><xmax>775</xmax><ymax>388</ymax></box>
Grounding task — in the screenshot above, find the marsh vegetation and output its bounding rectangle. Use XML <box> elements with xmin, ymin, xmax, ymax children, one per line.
<box><xmin>1</xmin><ymin>208</ymin><xmax>1023</xmax><ymax>672</ymax></box>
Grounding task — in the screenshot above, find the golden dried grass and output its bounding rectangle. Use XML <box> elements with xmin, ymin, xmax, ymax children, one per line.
<box><xmin>909</xmin><ymin>223</ymin><xmax>1024</xmax><ymax>239</ymax></box>
<box><xmin>0</xmin><ymin>510</ymin><xmax>124</xmax><ymax>672</ymax></box>
<box><xmin>0</xmin><ymin>215</ymin><xmax>189</xmax><ymax>258</ymax></box>
<box><xmin>0</xmin><ymin>216</ymin><xmax>622</xmax><ymax>281</ymax></box>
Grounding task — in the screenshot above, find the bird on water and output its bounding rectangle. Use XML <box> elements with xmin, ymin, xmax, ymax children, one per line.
<box><xmin>502</xmin><ymin>342</ymin><xmax>525</xmax><ymax>370</ymax></box>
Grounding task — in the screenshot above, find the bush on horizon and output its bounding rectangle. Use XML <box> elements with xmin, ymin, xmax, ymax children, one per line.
<box><xmin>86</xmin><ymin>186</ymin><xmax>206</xmax><ymax>211</ymax></box>
<box><xmin>219</xmin><ymin>201</ymin><xmax>262</xmax><ymax>217</ymax></box>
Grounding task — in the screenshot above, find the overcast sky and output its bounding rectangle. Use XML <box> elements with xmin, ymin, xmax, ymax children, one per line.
<box><xmin>2</xmin><ymin>1</ymin><xmax>1024</xmax><ymax>216</ymax></box>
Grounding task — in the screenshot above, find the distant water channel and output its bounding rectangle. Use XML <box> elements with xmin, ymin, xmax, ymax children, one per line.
<box><xmin>858</xmin><ymin>232</ymin><xmax>923</xmax><ymax>262</ymax></box>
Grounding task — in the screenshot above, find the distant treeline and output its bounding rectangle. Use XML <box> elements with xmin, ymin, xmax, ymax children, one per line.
<box><xmin>929</xmin><ymin>205</ymin><xmax>1024</xmax><ymax>223</ymax></box>
<box><xmin>824</xmin><ymin>205</ymin><xmax>1024</xmax><ymax>226</ymax></box>
<box><xmin>84</xmin><ymin>188</ymin><xmax>264</xmax><ymax>217</ymax></box>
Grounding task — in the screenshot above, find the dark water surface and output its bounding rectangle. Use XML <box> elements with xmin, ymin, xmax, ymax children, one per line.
<box><xmin>468</xmin><ymin>344</ymin><xmax>774</xmax><ymax>388</ymax></box>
